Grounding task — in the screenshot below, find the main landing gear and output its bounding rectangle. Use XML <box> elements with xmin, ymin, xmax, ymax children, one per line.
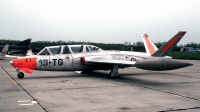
<box><xmin>108</xmin><ymin>65</ymin><xmax>120</xmax><ymax>78</ymax></box>
<box><xmin>17</xmin><ymin>70</ymin><xmax>24</xmax><ymax>79</ymax></box>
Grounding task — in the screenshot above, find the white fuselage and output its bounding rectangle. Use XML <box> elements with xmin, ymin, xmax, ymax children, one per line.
<box><xmin>107</xmin><ymin>50</ymin><xmax>172</xmax><ymax>62</ymax></box>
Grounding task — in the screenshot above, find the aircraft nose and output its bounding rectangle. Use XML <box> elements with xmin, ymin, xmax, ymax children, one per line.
<box><xmin>10</xmin><ymin>59</ymin><xmax>21</xmax><ymax>67</ymax></box>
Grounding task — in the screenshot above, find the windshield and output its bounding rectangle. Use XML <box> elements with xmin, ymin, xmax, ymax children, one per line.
<box><xmin>38</xmin><ymin>48</ymin><xmax>50</xmax><ymax>55</ymax></box>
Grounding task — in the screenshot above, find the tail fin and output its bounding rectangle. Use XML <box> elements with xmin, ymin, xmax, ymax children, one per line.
<box><xmin>0</xmin><ymin>44</ymin><xmax>9</xmax><ymax>56</ymax></box>
<box><xmin>152</xmin><ymin>31</ymin><xmax>186</xmax><ymax>57</ymax></box>
<box><xmin>15</xmin><ymin>38</ymin><xmax>32</xmax><ymax>46</ymax></box>
<box><xmin>142</xmin><ymin>34</ymin><xmax>158</xmax><ymax>55</ymax></box>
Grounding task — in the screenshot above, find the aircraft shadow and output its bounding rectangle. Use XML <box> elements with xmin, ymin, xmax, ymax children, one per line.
<box><xmin>23</xmin><ymin>73</ymin><xmax>91</xmax><ymax>79</ymax></box>
<box><xmin>89</xmin><ymin>71</ymin><xmax>200</xmax><ymax>87</ymax></box>
<box><xmin>20</xmin><ymin>71</ymin><xmax>199</xmax><ymax>87</ymax></box>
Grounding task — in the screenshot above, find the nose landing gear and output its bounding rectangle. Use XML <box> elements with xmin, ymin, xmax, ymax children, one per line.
<box><xmin>17</xmin><ymin>70</ymin><xmax>24</xmax><ymax>79</ymax></box>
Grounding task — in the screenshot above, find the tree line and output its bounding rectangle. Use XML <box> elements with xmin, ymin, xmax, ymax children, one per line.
<box><xmin>2</xmin><ymin>39</ymin><xmax>200</xmax><ymax>52</ymax></box>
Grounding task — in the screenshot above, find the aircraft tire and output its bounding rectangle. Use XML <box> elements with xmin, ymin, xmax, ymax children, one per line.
<box><xmin>18</xmin><ymin>72</ymin><xmax>24</xmax><ymax>79</ymax></box>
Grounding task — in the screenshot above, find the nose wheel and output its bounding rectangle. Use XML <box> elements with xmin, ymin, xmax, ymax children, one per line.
<box><xmin>17</xmin><ymin>72</ymin><xmax>24</xmax><ymax>79</ymax></box>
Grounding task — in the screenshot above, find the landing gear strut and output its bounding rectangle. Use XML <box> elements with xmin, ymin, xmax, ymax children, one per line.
<box><xmin>17</xmin><ymin>70</ymin><xmax>24</xmax><ymax>79</ymax></box>
<box><xmin>108</xmin><ymin>65</ymin><xmax>120</xmax><ymax>78</ymax></box>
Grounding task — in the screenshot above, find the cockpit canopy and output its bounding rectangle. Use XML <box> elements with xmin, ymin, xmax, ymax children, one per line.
<box><xmin>37</xmin><ymin>45</ymin><xmax>102</xmax><ymax>55</ymax></box>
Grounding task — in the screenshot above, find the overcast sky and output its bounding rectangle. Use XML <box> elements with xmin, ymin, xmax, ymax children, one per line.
<box><xmin>0</xmin><ymin>0</ymin><xmax>200</xmax><ymax>45</ymax></box>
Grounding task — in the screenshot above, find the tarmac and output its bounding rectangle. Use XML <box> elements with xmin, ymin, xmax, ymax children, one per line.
<box><xmin>0</xmin><ymin>58</ymin><xmax>200</xmax><ymax>112</ymax></box>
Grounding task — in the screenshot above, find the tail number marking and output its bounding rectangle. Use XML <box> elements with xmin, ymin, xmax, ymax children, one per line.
<box><xmin>39</xmin><ymin>59</ymin><xmax>63</xmax><ymax>66</ymax></box>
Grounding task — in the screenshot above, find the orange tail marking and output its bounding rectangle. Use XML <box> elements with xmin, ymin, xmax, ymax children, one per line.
<box><xmin>162</xmin><ymin>32</ymin><xmax>185</xmax><ymax>51</ymax></box>
<box><xmin>143</xmin><ymin>34</ymin><xmax>156</xmax><ymax>54</ymax></box>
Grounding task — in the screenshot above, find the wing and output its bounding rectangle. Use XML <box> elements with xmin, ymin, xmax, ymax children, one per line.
<box><xmin>85</xmin><ymin>56</ymin><xmax>136</xmax><ymax>66</ymax></box>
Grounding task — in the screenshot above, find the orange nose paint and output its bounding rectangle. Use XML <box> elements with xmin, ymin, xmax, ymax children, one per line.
<box><xmin>12</xmin><ymin>57</ymin><xmax>37</xmax><ymax>70</ymax></box>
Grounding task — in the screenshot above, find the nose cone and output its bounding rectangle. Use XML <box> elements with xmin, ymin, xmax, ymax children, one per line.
<box><xmin>10</xmin><ymin>58</ymin><xmax>21</xmax><ymax>68</ymax></box>
<box><xmin>10</xmin><ymin>57</ymin><xmax>37</xmax><ymax>70</ymax></box>
<box><xmin>10</xmin><ymin>60</ymin><xmax>13</xmax><ymax>66</ymax></box>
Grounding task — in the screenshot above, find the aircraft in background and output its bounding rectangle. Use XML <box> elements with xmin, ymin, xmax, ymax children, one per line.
<box><xmin>0</xmin><ymin>49</ymin><xmax>33</xmax><ymax>59</ymax></box>
<box><xmin>0</xmin><ymin>38</ymin><xmax>32</xmax><ymax>56</ymax></box>
<box><xmin>0</xmin><ymin>44</ymin><xmax>9</xmax><ymax>59</ymax></box>
<box><xmin>10</xmin><ymin>32</ymin><xmax>192</xmax><ymax>79</ymax></box>
<box><xmin>0</xmin><ymin>44</ymin><xmax>32</xmax><ymax>59</ymax></box>
<box><xmin>109</xmin><ymin>31</ymin><xmax>185</xmax><ymax>62</ymax></box>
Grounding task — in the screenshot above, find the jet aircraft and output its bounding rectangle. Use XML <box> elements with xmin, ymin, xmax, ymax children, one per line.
<box><xmin>0</xmin><ymin>38</ymin><xmax>32</xmax><ymax>55</ymax></box>
<box><xmin>10</xmin><ymin>31</ymin><xmax>192</xmax><ymax>79</ymax></box>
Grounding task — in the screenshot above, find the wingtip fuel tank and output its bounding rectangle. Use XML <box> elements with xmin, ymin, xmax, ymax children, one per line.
<box><xmin>136</xmin><ymin>58</ymin><xmax>193</xmax><ymax>71</ymax></box>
